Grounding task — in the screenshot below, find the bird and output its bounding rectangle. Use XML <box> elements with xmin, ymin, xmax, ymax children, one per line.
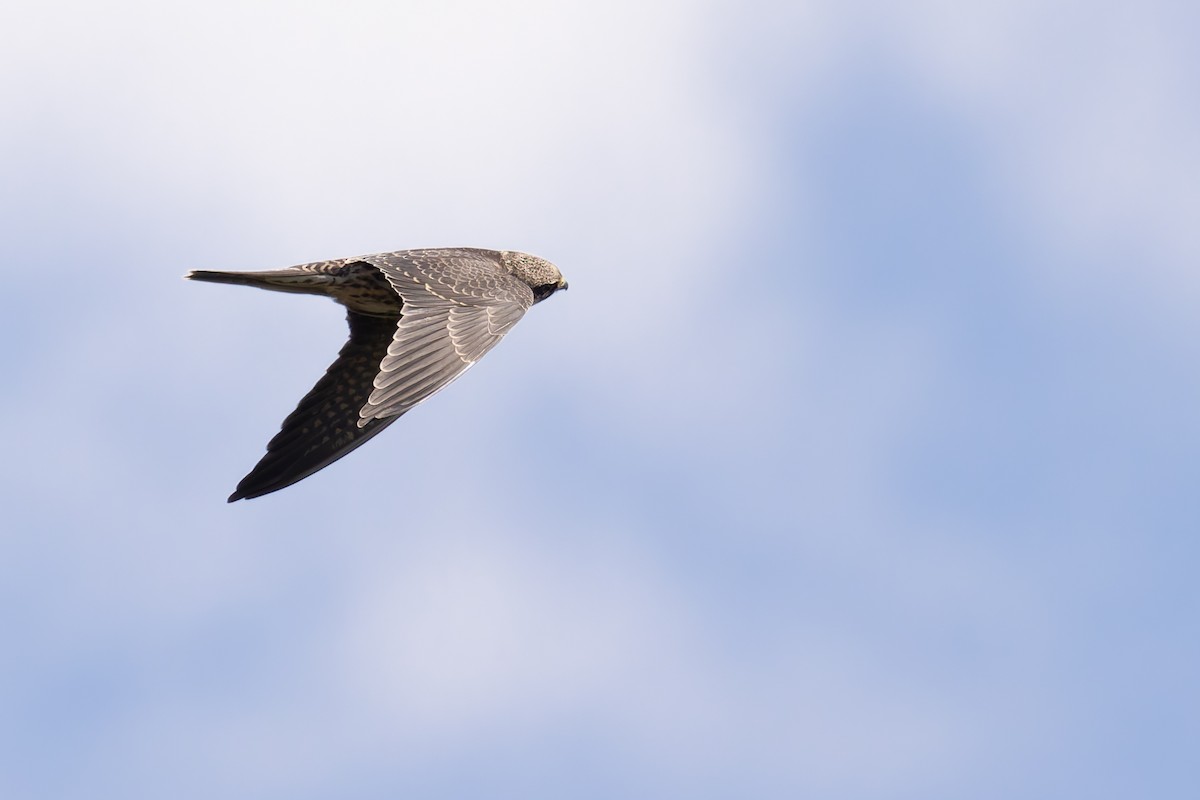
<box><xmin>186</xmin><ymin>247</ymin><xmax>567</xmax><ymax>502</ymax></box>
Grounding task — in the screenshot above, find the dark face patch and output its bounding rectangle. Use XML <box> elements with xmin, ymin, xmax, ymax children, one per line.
<box><xmin>531</xmin><ymin>283</ymin><xmax>561</xmax><ymax>304</ymax></box>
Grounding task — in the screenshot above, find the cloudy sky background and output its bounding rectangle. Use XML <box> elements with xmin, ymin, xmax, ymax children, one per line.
<box><xmin>2</xmin><ymin>1</ymin><xmax>1197</xmax><ymax>797</ymax></box>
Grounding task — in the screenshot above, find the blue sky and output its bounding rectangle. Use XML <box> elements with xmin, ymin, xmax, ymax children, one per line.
<box><xmin>2</xmin><ymin>1</ymin><xmax>1198</xmax><ymax>798</ymax></box>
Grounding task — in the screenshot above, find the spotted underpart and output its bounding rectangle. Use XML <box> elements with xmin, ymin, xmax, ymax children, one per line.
<box><xmin>186</xmin><ymin>247</ymin><xmax>567</xmax><ymax>501</ymax></box>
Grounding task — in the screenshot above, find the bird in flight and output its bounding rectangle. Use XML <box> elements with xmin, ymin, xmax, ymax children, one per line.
<box><xmin>187</xmin><ymin>247</ymin><xmax>567</xmax><ymax>502</ymax></box>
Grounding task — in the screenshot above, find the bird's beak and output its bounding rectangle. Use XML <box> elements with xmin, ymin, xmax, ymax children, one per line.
<box><xmin>559</xmin><ymin>279</ymin><xmax>569</xmax><ymax>291</ymax></box>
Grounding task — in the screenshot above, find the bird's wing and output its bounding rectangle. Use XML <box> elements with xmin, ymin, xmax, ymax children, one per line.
<box><xmin>228</xmin><ymin>311</ymin><xmax>399</xmax><ymax>502</ymax></box>
<box><xmin>359</xmin><ymin>250</ymin><xmax>533</xmax><ymax>424</ymax></box>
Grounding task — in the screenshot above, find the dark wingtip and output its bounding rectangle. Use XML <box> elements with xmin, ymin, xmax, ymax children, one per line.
<box><xmin>227</xmin><ymin>489</ymin><xmax>245</xmax><ymax>503</ymax></box>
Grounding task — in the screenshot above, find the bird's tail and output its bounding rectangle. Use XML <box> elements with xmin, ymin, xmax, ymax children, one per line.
<box><xmin>185</xmin><ymin>267</ymin><xmax>338</xmax><ymax>296</ymax></box>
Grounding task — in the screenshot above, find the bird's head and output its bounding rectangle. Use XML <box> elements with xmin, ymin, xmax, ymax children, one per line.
<box><xmin>503</xmin><ymin>251</ymin><xmax>568</xmax><ymax>304</ymax></box>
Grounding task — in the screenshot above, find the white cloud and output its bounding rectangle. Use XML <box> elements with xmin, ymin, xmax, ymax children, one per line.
<box><xmin>335</xmin><ymin>526</ymin><xmax>693</xmax><ymax>739</ymax></box>
<box><xmin>3</xmin><ymin>0</ymin><xmax>748</xmax><ymax>257</ymax></box>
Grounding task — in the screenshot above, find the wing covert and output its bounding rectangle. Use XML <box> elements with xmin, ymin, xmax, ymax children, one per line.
<box><xmin>356</xmin><ymin>250</ymin><xmax>533</xmax><ymax>425</ymax></box>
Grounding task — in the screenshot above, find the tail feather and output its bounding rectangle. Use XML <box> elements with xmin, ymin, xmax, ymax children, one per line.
<box><xmin>185</xmin><ymin>268</ymin><xmax>336</xmax><ymax>295</ymax></box>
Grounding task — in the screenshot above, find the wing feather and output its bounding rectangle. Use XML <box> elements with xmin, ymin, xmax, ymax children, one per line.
<box><xmin>356</xmin><ymin>250</ymin><xmax>534</xmax><ymax>424</ymax></box>
<box><xmin>228</xmin><ymin>312</ymin><xmax>399</xmax><ymax>501</ymax></box>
